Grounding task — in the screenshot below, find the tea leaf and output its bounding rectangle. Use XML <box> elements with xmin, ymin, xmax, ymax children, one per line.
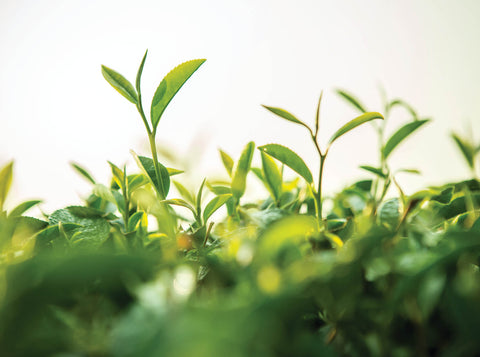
<box><xmin>219</xmin><ymin>149</ymin><xmax>234</xmax><ymax>177</ymax></box>
<box><xmin>0</xmin><ymin>161</ymin><xmax>13</xmax><ymax>210</ymax></box>
<box><xmin>162</xmin><ymin>199</ymin><xmax>197</xmax><ymax>217</ymax></box>
<box><xmin>262</xmin><ymin>105</ymin><xmax>310</xmax><ymax>130</ymax></box>
<box><xmin>8</xmin><ymin>200</ymin><xmax>42</xmax><ymax>218</ymax></box>
<box><xmin>203</xmin><ymin>194</ymin><xmax>233</xmax><ymax>222</ymax></box>
<box><xmin>383</xmin><ymin>119</ymin><xmax>430</xmax><ymax>159</ymax></box>
<box><xmin>173</xmin><ymin>181</ymin><xmax>195</xmax><ymax>204</ymax></box>
<box><xmin>108</xmin><ymin>162</ymin><xmax>125</xmax><ymax>190</ymax></box>
<box><xmin>258</xmin><ymin>144</ymin><xmax>313</xmax><ymax>184</ymax></box>
<box><xmin>93</xmin><ymin>184</ymin><xmax>115</xmax><ymax>203</ymax></box>
<box><xmin>101</xmin><ymin>65</ymin><xmax>138</xmax><ymax>104</ymax></box>
<box><xmin>150</xmin><ymin>59</ymin><xmax>206</xmax><ymax>132</ymax></box>
<box><xmin>196</xmin><ymin>178</ymin><xmax>207</xmax><ymax>215</ymax></box>
<box><xmin>70</xmin><ymin>162</ymin><xmax>96</xmax><ymax>185</ymax></box>
<box><xmin>335</xmin><ymin>89</ymin><xmax>367</xmax><ymax>113</ymax></box>
<box><xmin>131</xmin><ymin>152</ymin><xmax>170</xmax><ymax>199</ymax></box>
<box><xmin>261</xmin><ymin>151</ymin><xmax>283</xmax><ymax>202</ymax></box>
<box><xmin>231</xmin><ymin>142</ymin><xmax>255</xmax><ymax>199</ymax></box>
<box><xmin>359</xmin><ymin>165</ymin><xmax>387</xmax><ymax>178</ymax></box>
<box><xmin>136</xmin><ymin>50</ymin><xmax>148</xmax><ymax>94</ymax></box>
<box><xmin>451</xmin><ymin>133</ymin><xmax>475</xmax><ymax>169</ymax></box>
<box><xmin>388</xmin><ymin>99</ymin><xmax>418</xmax><ymax>119</ymax></box>
<box><xmin>127</xmin><ymin>211</ymin><xmax>144</xmax><ymax>232</ymax></box>
<box><xmin>328</xmin><ymin>112</ymin><xmax>384</xmax><ymax>146</ymax></box>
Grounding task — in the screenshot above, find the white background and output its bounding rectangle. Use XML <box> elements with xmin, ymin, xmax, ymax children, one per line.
<box><xmin>1</xmin><ymin>0</ymin><xmax>479</xmax><ymax>212</ymax></box>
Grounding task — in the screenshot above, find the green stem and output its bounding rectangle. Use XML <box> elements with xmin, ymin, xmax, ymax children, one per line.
<box><xmin>148</xmin><ymin>134</ymin><xmax>165</xmax><ymax>200</ymax></box>
<box><xmin>122</xmin><ymin>168</ymin><xmax>130</xmax><ymax>232</ymax></box>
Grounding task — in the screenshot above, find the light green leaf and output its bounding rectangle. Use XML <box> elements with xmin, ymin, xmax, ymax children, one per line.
<box><xmin>328</xmin><ymin>112</ymin><xmax>384</xmax><ymax>146</ymax></box>
<box><xmin>258</xmin><ymin>144</ymin><xmax>313</xmax><ymax>184</ymax></box>
<box><xmin>335</xmin><ymin>89</ymin><xmax>367</xmax><ymax>113</ymax></box>
<box><xmin>0</xmin><ymin>161</ymin><xmax>13</xmax><ymax>210</ymax></box>
<box><xmin>203</xmin><ymin>194</ymin><xmax>233</xmax><ymax>222</ymax></box>
<box><xmin>383</xmin><ymin>119</ymin><xmax>430</xmax><ymax>159</ymax></box>
<box><xmin>231</xmin><ymin>142</ymin><xmax>255</xmax><ymax>199</ymax></box>
<box><xmin>173</xmin><ymin>180</ymin><xmax>195</xmax><ymax>204</ymax></box>
<box><xmin>378</xmin><ymin>198</ymin><xmax>402</xmax><ymax>229</ymax></box>
<box><xmin>388</xmin><ymin>99</ymin><xmax>418</xmax><ymax>119</ymax></box>
<box><xmin>161</xmin><ymin>198</ymin><xmax>197</xmax><ymax>217</ymax></box>
<box><xmin>93</xmin><ymin>184</ymin><xmax>116</xmax><ymax>203</ymax></box>
<box><xmin>219</xmin><ymin>149</ymin><xmax>234</xmax><ymax>177</ymax></box>
<box><xmin>150</xmin><ymin>59</ymin><xmax>206</xmax><ymax>132</ymax></box>
<box><xmin>262</xmin><ymin>105</ymin><xmax>310</xmax><ymax>129</ymax></box>
<box><xmin>261</xmin><ymin>151</ymin><xmax>283</xmax><ymax>203</ymax></box>
<box><xmin>167</xmin><ymin>168</ymin><xmax>184</xmax><ymax>176</ymax></box>
<box><xmin>451</xmin><ymin>133</ymin><xmax>475</xmax><ymax>169</ymax></box>
<box><xmin>8</xmin><ymin>200</ymin><xmax>42</xmax><ymax>217</ymax></box>
<box><xmin>101</xmin><ymin>65</ymin><xmax>138</xmax><ymax>104</ymax></box>
<box><xmin>70</xmin><ymin>162</ymin><xmax>96</xmax><ymax>185</ymax></box>
<box><xmin>136</xmin><ymin>50</ymin><xmax>148</xmax><ymax>94</ymax></box>
<box><xmin>196</xmin><ymin>178</ymin><xmax>207</xmax><ymax>215</ymax></box>
<box><xmin>108</xmin><ymin>161</ymin><xmax>125</xmax><ymax>190</ymax></box>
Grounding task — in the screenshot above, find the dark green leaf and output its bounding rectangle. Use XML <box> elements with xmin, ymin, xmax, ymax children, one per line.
<box><xmin>262</xmin><ymin>105</ymin><xmax>310</xmax><ymax>129</ymax></box>
<box><xmin>101</xmin><ymin>65</ymin><xmax>138</xmax><ymax>104</ymax></box>
<box><xmin>378</xmin><ymin>198</ymin><xmax>401</xmax><ymax>229</ymax></box>
<box><xmin>383</xmin><ymin>119</ymin><xmax>430</xmax><ymax>159</ymax></box>
<box><xmin>359</xmin><ymin>165</ymin><xmax>387</xmax><ymax>178</ymax></box>
<box><xmin>127</xmin><ymin>211</ymin><xmax>144</xmax><ymax>232</ymax></box>
<box><xmin>335</xmin><ymin>89</ymin><xmax>367</xmax><ymax>113</ymax></box>
<box><xmin>203</xmin><ymin>194</ymin><xmax>233</xmax><ymax>222</ymax></box>
<box><xmin>328</xmin><ymin>112</ymin><xmax>384</xmax><ymax>146</ymax></box>
<box><xmin>231</xmin><ymin>142</ymin><xmax>255</xmax><ymax>199</ymax></box>
<box><xmin>261</xmin><ymin>151</ymin><xmax>283</xmax><ymax>202</ymax></box>
<box><xmin>258</xmin><ymin>144</ymin><xmax>313</xmax><ymax>184</ymax></box>
<box><xmin>70</xmin><ymin>162</ymin><xmax>96</xmax><ymax>184</ymax></box>
<box><xmin>150</xmin><ymin>59</ymin><xmax>206</xmax><ymax>131</ymax></box>
<box><xmin>131</xmin><ymin>151</ymin><xmax>170</xmax><ymax>199</ymax></box>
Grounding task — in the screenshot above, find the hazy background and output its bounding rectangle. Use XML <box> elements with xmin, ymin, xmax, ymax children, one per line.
<box><xmin>1</xmin><ymin>0</ymin><xmax>479</xmax><ymax>212</ymax></box>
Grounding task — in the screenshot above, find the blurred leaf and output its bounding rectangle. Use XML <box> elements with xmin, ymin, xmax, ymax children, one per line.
<box><xmin>8</xmin><ymin>200</ymin><xmax>42</xmax><ymax>218</ymax></box>
<box><xmin>378</xmin><ymin>198</ymin><xmax>401</xmax><ymax>229</ymax></box>
<box><xmin>173</xmin><ymin>180</ymin><xmax>195</xmax><ymax>204</ymax></box>
<box><xmin>151</xmin><ymin>59</ymin><xmax>206</xmax><ymax>132</ymax></box>
<box><xmin>258</xmin><ymin>144</ymin><xmax>313</xmax><ymax>184</ymax></box>
<box><xmin>359</xmin><ymin>165</ymin><xmax>387</xmax><ymax>178</ymax></box>
<box><xmin>108</xmin><ymin>161</ymin><xmax>125</xmax><ymax>190</ymax></box>
<box><xmin>101</xmin><ymin>65</ymin><xmax>138</xmax><ymax>104</ymax></box>
<box><xmin>135</xmin><ymin>49</ymin><xmax>148</xmax><ymax>94</ymax></box>
<box><xmin>70</xmin><ymin>162</ymin><xmax>96</xmax><ymax>185</ymax></box>
<box><xmin>162</xmin><ymin>198</ymin><xmax>197</xmax><ymax>217</ymax></box>
<box><xmin>383</xmin><ymin>119</ymin><xmax>430</xmax><ymax>159</ymax></box>
<box><xmin>335</xmin><ymin>89</ymin><xmax>367</xmax><ymax>113</ymax></box>
<box><xmin>0</xmin><ymin>161</ymin><xmax>13</xmax><ymax>211</ymax></box>
<box><xmin>388</xmin><ymin>98</ymin><xmax>418</xmax><ymax>119</ymax></box>
<box><xmin>127</xmin><ymin>211</ymin><xmax>144</xmax><ymax>232</ymax></box>
<box><xmin>231</xmin><ymin>141</ymin><xmax>255</xmax><ymax>200</ymax></box>
<box><xmin>328</xmin><ymin>112</ymin><xmax>384</xmax><ymax>146</ymax></box>
<box><xmin>451</xmin><ymin>133</ymin><xmax>475</xmax><ymax>169</ymax></box>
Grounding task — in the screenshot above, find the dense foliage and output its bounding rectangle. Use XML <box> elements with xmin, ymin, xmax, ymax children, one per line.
<box><xmin>1</xmin><ymin>52</ymin><xmax>480</xmax><ymax>356</ymax></box>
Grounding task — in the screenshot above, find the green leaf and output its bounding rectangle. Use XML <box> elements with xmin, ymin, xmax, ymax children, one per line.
<box><xmin>49</xmin><ymin>206</ymin><xmax>110</xmax><ymax>249</ymax></box>
<box><xmin>231</xmin><ymin>142</ymin><xmax>256</xmax><ymax>200</ymax></box>
<box><xmin>262</xmin><ymin>105</ymin><xmax>310</xmax><ymax>130</ymax></box>
<box><xmin>8</xmin><ymin>200</ymin><xmax>42</xmax><ymax>217</ymax></box>
<box><xmin>161</xmin><ymin>198</ymin><xmax>197</xmax><ymax>217</ymax></box>
<box><xmin>108</xmin><ymin>161</ymin><xmax>125</xmax><ymax>190</ymax></box>
<box><xmin>167</xmin><ymin>168</ymin><xmax>184</xmax><ymax>176</ymax></box>
<box><xmin>127</xmin><ymin>174</ymin><xmax>149</xmax><ymax>192</ymax></box>
<box><xmin>127</xmin><ymin>211</ymin><xmax>144</xmax><ymax>232</ymax></box>
<box><xmin>261</xmin><ymin>151</ymin><xmax>283</xmax><ymax>203</ymax></box>
<box><xmin>131</xmin><ymin>151</ymin><xmax>170</xmax><ymax>199</ymax></box>
<box><xmin>101</xmin><ymin>65</ymin><xmax>138</xmax><ymax>104</ymax></box>
<box><xmin>328</xmin><ymin>112</ymin><xmax>384</xmax><ymax>146</ymax></box>
<box><xmin>219</xmin><ymin>149</ymin><xmax>234</xmax><ymax>177</ymax></box>
<box><xmin>388</xmin><ymin>99</ymin><xmax>418</xmax><ymax>119</ymax></box>
<box><xmin>203</xmin><ymin>194</ymin><xmax>233</xmax><ymax>222</ymax></box>
<box><xmin>378</xmin><ymin>198</ymin><xmax>401</xmax><ymax>229</ymax></box>
<box><xmin>326</xmin><ymin>218</ymin><xmax>347</xmax><ymax>232</ymax></box>
<box><xmin>0</xmin><ymin>161</ymin><xmax>13</xmax><ymax>210</ymax></box>
<box><xmin>93</xmin><ymin>184</ymin><xmax>116</xmax><ymax>203</ymax></box>
<box><xmin>173</xmin><ymin>181</ymin><xmax>195</xmax><ymax>204</ymax></box>
<box><xmin>383</xmin><ymin>119</ymin><xmax>430</xmax><ymax>159</ymax></box>
<box><xmin>70</xmin><ymin>162</ymin><xmax>96</xmax><ymax>184</ymax></box>
<box><xmin>136</xmin><ymin>50</ymin><xmax>148</xmax><ymax>94</ymax></box>
<box><xmin>451</xmin><ymin>133</ymin><xmax>475</xmax><ymax>169</ymax></box>
<box><xmin>359</xmin><ymin>165</ymin><xmax>387</xmax><ymax>178</ymax></box>
<box><xmin>395</xmin><ymin>168</ymin><xmax>421</xmax><ymax>175</ymax></box>
<box><xmin>150</xmin><ymin>59</ymin><xmax>206</xmax><ymax>132</ymax></box>
<box><xmin>335</xmin><ymin>89</ymin><xmax>367</xmax><ymax>113</ymax></box>
<box><xmin>251</xmin><ymin>167</ymin><xmax>264</xmax><ymax>182</ymax></box>
<box><xmin>196</xmin><ymin>179</ymin><xmax>207</xmax><ymax>215</ymax></box>
<box><xmin>258</xmin><ymin>144</ymin><xmax>313</xmax><ymax>184</ymax></box>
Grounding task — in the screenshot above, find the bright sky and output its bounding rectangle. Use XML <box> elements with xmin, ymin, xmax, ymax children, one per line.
<box><xmin>1</xmin><ymin>0</ymin><xmax>479</xmax><ymax>212</ymax></box>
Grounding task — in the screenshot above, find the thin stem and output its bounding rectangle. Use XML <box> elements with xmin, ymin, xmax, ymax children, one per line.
<box><xmin>122</xmin><ymin>166</ymin><xmax>130</xmax><ymax>231</ymax></box>
<box><xmin>136</xmin><ymin>95</ymin><xmax>152</xmax><ymax>136</ymax></box>
<box><xmin>148</xmin><ymin>134</ymin><xmax>165</xmax><ymax>200</ymax></box>
<box><xmin>317</xmin><ymin>154</ymin><xmax>326</xmax><ymax>222</ymax></box>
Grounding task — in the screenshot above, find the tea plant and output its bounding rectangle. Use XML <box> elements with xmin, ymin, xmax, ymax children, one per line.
<box><xmin>1</xmin><ymin>52</ymin><xmax>480</xmax><ymax>357</ymax></box>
